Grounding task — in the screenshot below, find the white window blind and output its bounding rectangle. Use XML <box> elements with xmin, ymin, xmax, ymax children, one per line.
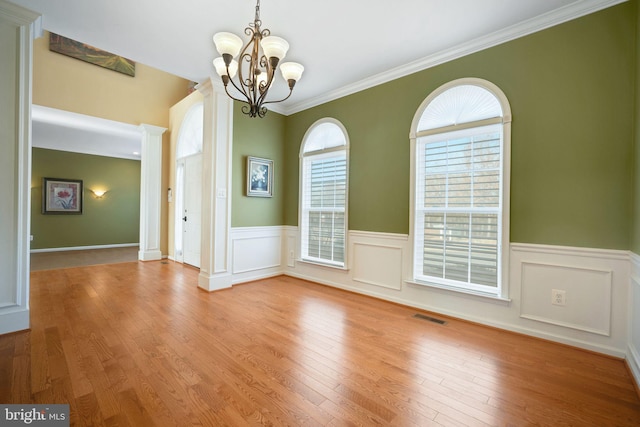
<box><xmin>301</xmin><ymin>153</ymin><xmax>346</xmax><ymax>265</ymax></box>
<box><xmin>415</xmin><ymin>124</ymin><xmax>502</xmax><ymax>293</ymax></box>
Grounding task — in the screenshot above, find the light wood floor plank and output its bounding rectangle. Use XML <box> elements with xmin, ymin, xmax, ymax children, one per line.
<box><xmin>0</xmin><ymin>261</ymin><xmax>638</xmax><ymax>426</ymax></box>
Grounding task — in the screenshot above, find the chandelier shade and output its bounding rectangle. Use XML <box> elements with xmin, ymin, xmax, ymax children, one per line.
<box><xmin>213</xmin><ymin>32</ymin><xmax>243</xmax><ymax>57</ymax></box>
<box><xmin>212</xmin><ymin>57</ymin><xmax>238</xmax><ymax>78</ymax></box>
<box><xmin>212</xmin><ymin>0</ymin><xmax>304</xmax><ymax>118</ymax></box>
<box><xmin>260</xmin><ymin>36</ymin><xmax>289</xmax><ymax>61</ymax></box>
<box><xmin>280</xmin><ymin>62</ymin><xmax>304</xmax><ymax>83</ymax></box>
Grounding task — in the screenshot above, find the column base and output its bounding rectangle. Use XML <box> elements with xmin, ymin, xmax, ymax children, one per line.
<box><xmin>198</xmin><ymin>272</ymin><xmax>232</xmax><ymax>292</ymax></box>
<box><xmin>0</xmin><ymin>306</ymin><xmax>29</xmax><ymax>334</ymax></box>
<box><xmin>138</xmin><ymin>250</ymin><xmax>162</xmax><ymax>261</ymax></box>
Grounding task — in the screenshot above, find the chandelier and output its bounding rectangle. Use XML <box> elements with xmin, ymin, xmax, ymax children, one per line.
<box><xmin>212</xmin><ymin>0</ymin><xmax>304</xmax><ymax>118</ymax></box>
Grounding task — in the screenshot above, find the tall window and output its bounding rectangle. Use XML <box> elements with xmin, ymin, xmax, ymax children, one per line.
<box><xmin>300</xmin><ymin>119</ymin><xmax>349</xmax><ymax>267</ymax></box>
<box><xmin>410</xmin><ymin>79</ymin><xmax>511</xmax><ymax>298</ymax></box>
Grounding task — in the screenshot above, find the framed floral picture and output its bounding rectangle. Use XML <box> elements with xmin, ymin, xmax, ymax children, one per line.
<box><xmin>247</xmin><ymin>156</ymin><xmax>273</xmax><ymax>197</ymax></box>
<box><xmin>42</xmin><ymin>178</ymin><xmax>83</xmax><ymax>214</ymax></box>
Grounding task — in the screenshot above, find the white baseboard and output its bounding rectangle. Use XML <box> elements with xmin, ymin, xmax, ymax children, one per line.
<box><xmin>31</xmin><ymin>243</ymin><xmax>139</xmax><ymax>253</ymax></box>
<box><xmin>0</xmin><ymin>306</ymin><xmax>29</xmax><ymax>335</ymax></box>
<box><xmin>628</xmin><ymin>252</ymin><xmax>640</xmax><ymax>389</ymax></box>
<box><xmin>628</xmin><ymin>344</ymin><xmax>640</xmax><ymax>391</ymax></box>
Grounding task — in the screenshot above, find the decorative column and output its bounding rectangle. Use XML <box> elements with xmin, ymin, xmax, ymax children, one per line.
<box><xmin>196</xmin><ymin>79</ymin><xmax>233</xmax><ymax>291</ymax></box>
<box><xmin>138</xmin><ymin>124</ymin><xmax>167</xmax><ymax>261</ymax></box>
<box><xmin>0</xmin><ymin>1</ymin><xmax>40</xmax><ymax>334</ymax></box>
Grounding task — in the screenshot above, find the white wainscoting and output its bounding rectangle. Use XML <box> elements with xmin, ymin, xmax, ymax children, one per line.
<box><xmin>230</xmin><ymin>227</ymin><xmax>284</xmax><ymax>284</ymax></box>
<box><xmin>629</xmin><ymin>252</ymin><xmax>640</xmax><ymax>388</ymax></box>
<box><xmin>351</xmin><ymin>232</ymin><xmax>406</xmax><ymax>291</ymax></box>
<box><xmin>280</xmin><ymin>228</ymin><xmax>631</xmax><ymax>358</ymax></box>
<box><xmin>230</xmin><ymin>226</ymin><xmax>635</xmax><ymax>365</ymax></box>
<box><xmin>519</xmin><ymin>261</ymin><xmax>612</xmax><ymax>336</ymax></box>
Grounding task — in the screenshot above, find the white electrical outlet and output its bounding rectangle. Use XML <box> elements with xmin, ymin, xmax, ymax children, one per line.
<box><xmin>551</xmin><ymin>289</ymin><xmax>566</xmax><ymax>306</ymax></box>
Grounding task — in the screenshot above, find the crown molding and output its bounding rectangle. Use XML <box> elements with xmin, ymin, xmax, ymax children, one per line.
<box><xmin>284</xmin><ymin>0</ymin><xmax>627</xmax><ymax>116</ymax></box>
<box><xmin>0</xmin><ymin>0</ymin><xmax>40</xmax><ymax>24</ymax></box>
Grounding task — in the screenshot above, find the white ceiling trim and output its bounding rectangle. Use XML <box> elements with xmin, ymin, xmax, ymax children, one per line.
<box><xmin>284</xmin><ymin>0</ymin><xmax>627</xmax><ymax>116</ymax></box>
<box><xmin>0</xmin><ymin>0</ymin><xmax>41</xmax><ymax>27</ymax></box>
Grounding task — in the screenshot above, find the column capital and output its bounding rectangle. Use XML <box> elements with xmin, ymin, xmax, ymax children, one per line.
<box><xmin>139</xmin><ymin>123</ymin><xmax>167</xmax><ymax>136</ymax></box>
<box><xmin>196</xmin><ymin>77</ymin><xmax>226</xmax><ymax>97</ymax></box>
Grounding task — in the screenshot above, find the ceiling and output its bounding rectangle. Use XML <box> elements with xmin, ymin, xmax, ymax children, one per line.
<box><xmin>13</xmin><ymin>0</ymin><xmax>624</xmax><ymax>158</ymax></box>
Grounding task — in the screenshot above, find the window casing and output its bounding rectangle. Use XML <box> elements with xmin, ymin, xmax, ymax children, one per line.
<box><xmin>299</xmin><ymin>119</ymin><xmax>349</xmax><ymax>267</ymax></box>
<box><xmin>410</xmin><ymin>79</ymin><xmax>511</xmax><ymax>298</ymax></box>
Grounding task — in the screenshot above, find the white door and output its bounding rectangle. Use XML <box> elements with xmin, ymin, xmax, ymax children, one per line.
<box><xmin>182</xmin><ymin>154</ymin><xmax>202</xmax><ymax>268</ymax></box>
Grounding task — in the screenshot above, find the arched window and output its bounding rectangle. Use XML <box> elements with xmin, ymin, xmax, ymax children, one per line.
<box><xmin>410</xmin><ymin>78</ymin><xmax>511</xmax><ymax>298</ymax></box>
<box><xmin>176</xmin><ymin>102</ymin><xmax>203</xmax><ymax>159</ymax></box>
<box><xmin>299</xmin><ymin>119</ymin><xmax>349</xmax><ymax>267</ymax></box>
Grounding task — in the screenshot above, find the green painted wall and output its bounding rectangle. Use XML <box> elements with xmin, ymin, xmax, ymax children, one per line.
<box><xmin>284</xmin><ymin>2</ymin><xmax>636</xmax><ymax>250</ymax></box>
<box><xmin>232</xmin><ymin>103</ymin><xmax>286</xmax><ymax>227</ymax></box>
<box><xmin>31</xmin><ymin>148</ymin><xmax>141</xmax><ymax>249</ymax></box>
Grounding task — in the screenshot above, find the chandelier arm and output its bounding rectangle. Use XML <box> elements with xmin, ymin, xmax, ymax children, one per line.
<box><xmin>255</xmin><ymin>65</ymin><xmax>276</xmax><ymax>108</ymax></box>
<box><xmin>262</xmin><ymin>87</ymin><xmax>294</xmax><ymax>106</ymax></box>
<box><xmin>224</xmin><ymin>67</ymin><xmax>251</xmax><ymax>103</ymax></box>
<box><xmin>222</xmin><ymin>82</ymin><xmax>252</xmax><ymax>106</ymax></box>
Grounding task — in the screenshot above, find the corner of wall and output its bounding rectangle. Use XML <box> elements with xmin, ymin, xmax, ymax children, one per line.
<box><xmin>628</xmin><ymin>252</ymin><xmax>640</xmax><ymax>390</ymax></box>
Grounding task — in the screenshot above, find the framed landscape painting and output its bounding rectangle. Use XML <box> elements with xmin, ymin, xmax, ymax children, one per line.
<box><xmin>42</xmin><ymin>178</ymin><xmax>83</xmax><ymax>214</ymax></box>
<box><xmin>247</xmin><ymin>156</ymin><xmax>273</xmax><ymax>197</ymax></box>
<box><xmin>49</xmin><ymin>33</ymin><xmax>136</xmax><ymax>77</ymax></box>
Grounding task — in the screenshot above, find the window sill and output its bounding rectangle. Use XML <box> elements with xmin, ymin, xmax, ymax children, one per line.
<box><xmin>297</xmin><ymin>258</ymin><xmax>349</xmax><ymax>271</ymax></box>
<box><xmin>405</xmin><ymin>279</ymin><xmax>511</xmax><ymax>305</ymax></box>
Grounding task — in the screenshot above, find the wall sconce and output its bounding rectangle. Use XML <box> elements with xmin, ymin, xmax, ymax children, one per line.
<box><xmin>91</xmin><ymin>189</ymin><xmax>108</xmax><ymax>198</ymax></box>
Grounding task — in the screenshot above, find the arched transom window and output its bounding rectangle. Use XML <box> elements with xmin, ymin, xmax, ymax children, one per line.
<box><xmin>177</xmin><ymin>102</ymin><xmax>203</xmax><ymax>159</ymax></box>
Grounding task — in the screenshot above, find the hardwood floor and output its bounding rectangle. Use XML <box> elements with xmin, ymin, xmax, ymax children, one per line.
<box><xmin>1</xmin><ymin>261</ymin><xmax>639</xmax><ymax>426</ymax></box>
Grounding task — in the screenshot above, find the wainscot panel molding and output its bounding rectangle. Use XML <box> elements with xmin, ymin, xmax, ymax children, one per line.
<box><xmin>230</xmin><ymin>226</ymin><xmax>286</xmax><ymax>284</ymax></box>
<box><xmin>629</xmin><ymin>252</ymin><xmax>640</xmax><ymax>389</ymax></box>
<box><xmin>352</xmin><ymin>242</ymin><xmax>404</xmax><ymax>291</ymax></box>
<box><xmin>280</xmin><ymin>229</ymin><xmax>630</xmax><ymax>358</ymax></box>
<box><xmin>219</xmin><ymin>227</ymin><xmax>636</xmax><ymax>372</ymax></box>
<box><xmin>519</xmin><ymin>261</ymin><xmax>612</xmax><ymax>336</ymax></box>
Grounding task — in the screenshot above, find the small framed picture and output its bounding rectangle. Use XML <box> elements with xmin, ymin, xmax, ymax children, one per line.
<box><xmin>42</xmin><ymin>177</ymin><xmax>83</xmax><ymax>214</ymax></box>
<box><xmin>247</xmin><ymin>156</ymin><xmax>273</xmax><ymax>197</ymax></box>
